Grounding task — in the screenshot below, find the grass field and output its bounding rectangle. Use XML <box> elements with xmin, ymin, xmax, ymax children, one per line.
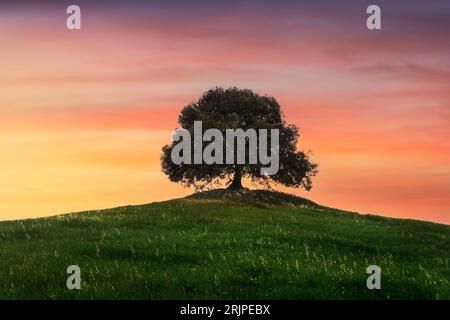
<box><xmin>0</xmin><ymin>190</ymin><xmax>449</xmax><ymax>299</ymax></box>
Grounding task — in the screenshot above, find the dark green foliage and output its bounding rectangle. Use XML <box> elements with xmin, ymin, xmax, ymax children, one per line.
<box><xmin>161</xmin><ymin>87</ymin><xmax>318</xmax><ymax>190</ymax></box>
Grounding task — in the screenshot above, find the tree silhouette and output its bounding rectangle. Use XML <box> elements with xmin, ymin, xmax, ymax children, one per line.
<box><xmin>161</xmin><ymin>87</ymin><xmax>318</xmax><ymax>191</ymax></box>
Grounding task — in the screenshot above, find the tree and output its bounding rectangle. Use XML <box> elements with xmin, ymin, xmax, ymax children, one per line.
<box><xmin>161</xmin><ymin>87</ymin><xmax>318</xmax><ymax>191</ymax></box>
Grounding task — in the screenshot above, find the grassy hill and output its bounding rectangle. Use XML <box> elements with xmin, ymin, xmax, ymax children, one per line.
<box><xmin>0</xmin><ymin>189</ymin><xmax>449</xmax><ymax>299</ymax></box>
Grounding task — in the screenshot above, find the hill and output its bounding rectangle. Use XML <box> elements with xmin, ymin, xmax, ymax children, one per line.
<box><xmin>0</xmin><ymin>190</ymin><xmax>449</xmax><ymax>299</ymax></box>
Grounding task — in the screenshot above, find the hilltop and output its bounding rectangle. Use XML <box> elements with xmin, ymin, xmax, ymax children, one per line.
<box><xmin>185</xmin><ymin>188</ymin><xmax>326</xmax><ymax>208</ymax></box>
<box><xmin>0</xmin><ymin>190</ymin><xmax>448</xmax><ymax>299</ymax></box>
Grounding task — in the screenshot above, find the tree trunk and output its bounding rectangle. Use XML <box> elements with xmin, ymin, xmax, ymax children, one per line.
<box><xmin>227</xmin><ymin>168</ymin><xmax>243</xmax><ymax>190</ymax></box>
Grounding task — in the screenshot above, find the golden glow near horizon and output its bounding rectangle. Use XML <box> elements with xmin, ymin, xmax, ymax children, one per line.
<box><xmin>1</xmin><ymin>3</ymin><xmax>449</xmax><ymax>223</ymax></box>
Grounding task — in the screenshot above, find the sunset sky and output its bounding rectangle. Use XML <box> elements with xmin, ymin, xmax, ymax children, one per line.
<box><xmin>1</xmin><ymin>0</ymin><xmax>449</xmax><ymax>223</ymax></box>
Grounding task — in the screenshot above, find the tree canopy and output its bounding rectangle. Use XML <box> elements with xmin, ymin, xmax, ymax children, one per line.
<box><xmin>161</xmin><ymin>87</ymin><xmax>318</xmax><ymax>191</ymax></box>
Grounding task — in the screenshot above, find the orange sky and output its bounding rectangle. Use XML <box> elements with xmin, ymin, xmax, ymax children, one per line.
<box><xmin>1</xmin><ymin>1</ymin><xmax>450</xmax><ymax>224</ymax></box>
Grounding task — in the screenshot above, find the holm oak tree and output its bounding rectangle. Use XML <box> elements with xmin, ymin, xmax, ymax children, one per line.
<box><xmin>161</xmin><ymin>87</ymin><xmax>318</xmax><ymax>191</ymax></box>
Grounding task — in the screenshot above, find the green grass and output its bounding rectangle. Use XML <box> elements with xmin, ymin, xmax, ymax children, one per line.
<box><xmin>0</xmin><ymin>190</ymin><xmax>449</xmax><ymax>299</ymax></box>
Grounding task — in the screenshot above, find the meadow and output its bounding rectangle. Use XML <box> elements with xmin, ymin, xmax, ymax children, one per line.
<box><xmin>0</xmin><ymin>190</ymin><xmax>449</xmax><ymax>299</ymax></box>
